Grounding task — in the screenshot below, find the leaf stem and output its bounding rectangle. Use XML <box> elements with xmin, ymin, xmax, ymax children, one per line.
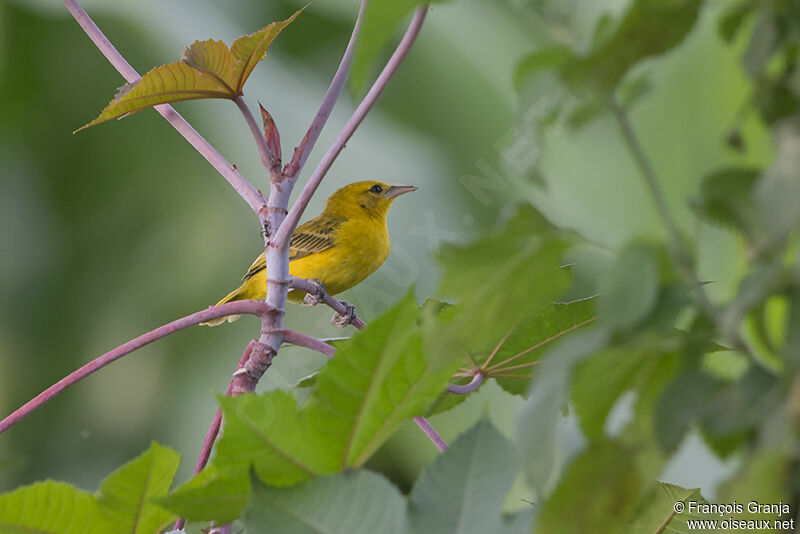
<box><xmin>447</xmin><ymin>374</ymin><xmax>484</xmax><ymax>395</ymax></box>
<box><xmin>413</xmin><ymin>416</ymin><xmax>448</xmax><ymax>451</ymax></box>
<box><xmin>63</xmin><ymin>0</ymin><xmax>267</xmax><ymax>218</ymax></box>
<box><xmin>0</xmin><ymin>300</ymin><xmax>272</xmax><ymax>435</ymax></box>
<box><xmin>282</xmin><ymin>0</ymin><xmax>369</xmax><ymax>180</ymax></box>
<box><xmin>273</xmin><ymin>5</ymin><xmax>429</xmax><ymax>250</ymax></box>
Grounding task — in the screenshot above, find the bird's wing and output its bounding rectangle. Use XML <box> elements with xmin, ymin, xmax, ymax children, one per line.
<box><xmin>241</xmin><ymin>216</ymin><xmax>345</xmax><ymax>281</ymax></box>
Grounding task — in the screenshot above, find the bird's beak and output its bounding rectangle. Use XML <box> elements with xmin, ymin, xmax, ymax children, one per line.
<box><xmin>383</xmin><ymin>184</ymin><xmax>418</xmax><ymax>198</ymax></box>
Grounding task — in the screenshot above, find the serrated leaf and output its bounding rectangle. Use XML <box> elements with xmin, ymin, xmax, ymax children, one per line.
<box><xmin>518</xmin><ymin>328</ymin><xmax>609</xmax><ymax>495</ymax></box>
<box><xmin>156</xmin><ymin>465</ymin><xmax>249</xmax><ymax>524</ymax></box>
<box><xmin>243</xmin><ymin>470</ymin><xmax>406</xmax><ymax>534</ymax></box>
<box><xmin>559</xmin><ymin>0</ymin><xmax>701</xmax><ymax>94</ymax></box>
<box><xmin>350</xmin><ymin>0</ymin><xmax>450</xmax><ymax>96</ymax></box>
<box><xmin>629</xmin><ymin>482</ymin><xmax>711</xmax><ymax>533</ymax></box>
<box><xmin>537</xmin><ymin>441</ymin><xmax>641</xmax><ymax>534</ymax></box>
<box><xmin>96</xmin><ymin>441</ymin><xmax>179</xmax><ymax>533</ymax></box>
<box><xmin>162</xmin><ymin>292</ymin><xmax>459</xmax><ymax>522</ymax></box>
<box><xmin>79</xmin><ymin>9</ymin><xmax>302</xmax><ymax>131</ymax></box>
<box><xmin>598</xmin><ymin>241</ymin><xmax>660</xmax><ymax>329</ymax></box>
<box><xmin>408</xmin><ymin>420</ymin><xmax>516</xmax><ymax>534</ymax></box>
<box><xmin>0</xmin><ymin>481</ymin><xmax>113</xmax><ymax>534</ymax></box>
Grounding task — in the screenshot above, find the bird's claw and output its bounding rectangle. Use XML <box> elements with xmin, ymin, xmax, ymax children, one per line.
<box><xmin>332</xmin><ymin>301</ymin><xmax>357</xmax><ymax>328</ymax></box>
<box><xmin>302</xmin><ymin>278</ymin><xmax>327</xmax><ymax>306</ymax></box>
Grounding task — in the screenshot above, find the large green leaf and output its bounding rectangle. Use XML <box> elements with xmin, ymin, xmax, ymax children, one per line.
<box><xmin>692</xmin><ymin>167</ymin><xmax>761</xmax><ymax>239</ymax></box>
<box><xmin>78</xmin><ymin>9</ymin><xmax>302</xmax><ymax>131</ymax></box>
<box><xmin>96</xmin><ymin>441</ymin><xmax>179</xmax><ymax>533</ymax></box>
<box><xmin>162</xmin><ymin>292</ymin><xmax>459</xmax><ymax>522</ymax></box>
<box><xmin>0</xmin><ymin>481</ymin><xmax>112</xmax><ymax>534</ymax></box>
<box><xmin>243</xmin><ymin>470</ymin><xmax>406</xmax><ymax>534</ymax></box>
<box><xmin>156</xmin><ymin>464</ymin><xmax>249</xmax><ymax>524</ymax></box>
<box><xmin>408</xmin><ymin>420</ymin><xmax>517</xmax><ymax>534</ymax></box>
<box><xmin>435</xmin><ymin>205</ymin><xmax>573</xmax><ymax>357</ymax></box>
<box><xmin>629</xmin><ymin>482</ymin><xmax>712</xmax><ymax>533</ymax></box>
<box><xmin>536</xmin><ymin>441</ymin><xmax>642</xmax><ymax>534</ymax></box>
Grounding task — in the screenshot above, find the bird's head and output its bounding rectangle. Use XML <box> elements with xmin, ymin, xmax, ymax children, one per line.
<box><xmin>324</xmin><ymin>180</ymin><xmax>418</xmax><ymax>219</ymax></box>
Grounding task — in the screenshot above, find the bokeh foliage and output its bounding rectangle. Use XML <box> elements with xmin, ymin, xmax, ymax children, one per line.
<box><xmin>2</xmin><ymin>0</ymin><xmax>800</xmax><ymax>532</ymax></box>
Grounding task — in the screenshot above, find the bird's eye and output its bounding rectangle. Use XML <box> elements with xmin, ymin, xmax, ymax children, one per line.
<box><xmin>370</xmin><ymin>184</ymin><xmax>384</xmax><ymax>194</ymax></box>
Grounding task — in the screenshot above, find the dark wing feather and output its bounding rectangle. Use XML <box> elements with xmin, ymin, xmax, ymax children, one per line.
<box><xmin>241</xmin><ymin>216</ymin><xmax>345</xmax><ymax>281</ymax></box>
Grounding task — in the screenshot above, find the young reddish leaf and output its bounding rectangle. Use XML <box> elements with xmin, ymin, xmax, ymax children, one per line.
<box><xmin>260</xmin><ymin>103</ymin><xmax>281</xmax><ymax>165</ymax></box>
<box><xmin>77</xmin><ymin>8</ymin><xmax>303</xmax><ymax>131</ymax></box>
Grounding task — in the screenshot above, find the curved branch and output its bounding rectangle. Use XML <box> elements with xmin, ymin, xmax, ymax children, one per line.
<box><xmin>290</xmin><ymin>277</ymin><xmax>367</xmax><ymax>329</ymax></box>
<box><xmin>273</xmin><ymin>5</ymin><xmax>429</xmax><ymax>249</ymax></box>
<box><xmin>446</xmin><ymin>373</ymin><xmax>483</xmax><ymax>395</ymax></box>
<box><xmin>282</xmin><ymin>330</ymin><xmax>336</xmax><ymax>357</ymax></box>
<box><xmin>282</xmin><ymin>0</ymin><xmax>369</xmax><ymax>180</ymax></box>
<box><xmin>0</xmin><ymin>300</ymin><xmax>272</xmax><ymax>435</ymax></box>
<box><xmin>63</xmin><ymin>0</ymin><xmax>267</xmax><ymax>217</ymax></box>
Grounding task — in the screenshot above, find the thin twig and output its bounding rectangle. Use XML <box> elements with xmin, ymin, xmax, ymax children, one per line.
<box><xmin>282</xmin><ymin>329</ymin><xmax>336</xmax><ymax>357</ymax></box>
<box><xmin>63</xmin><ymin>0</ymin><xmax>267</xmax><ymax>218</ymax></box>
<box><xmin>273</xmin><ymin>5</ymin><xmax>429</xmax><ymax>250</ymax></box>
<box><xmin>446</xmin><ymin>374</ymin><xmax>483</xmax><ymax>395</ymax></box>
<box><xmin>413</xmin><ymin>416</ymin><xmax>448</xmax><ymax>451</ymax></box>
<box><xmin>0</xmin><ymin>300</ymin><xmax>272</xmax><ymax>435</ymax></box>
<box><xmin>486</xmin><ymin>317</ymin><xmax>597</xmax><ymax>372</ymax></box>
<box><xmin>480</xmin><ymin>328</ymin><xmax>513</xmax><ymax>370</ymax></box>
<box><xmin>283</xmin><ymin>0</ymin><xmax>369</xmax><ymax>180</ymax></box>
<box><xmin>174</xmin><ymin>340</ymin><xmax>257</xmax><ymax>531</ymax></box>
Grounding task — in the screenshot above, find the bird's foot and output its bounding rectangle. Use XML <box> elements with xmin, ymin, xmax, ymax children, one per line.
<box><xmin>302</xmin><ymin>278</ymin><xmax>327</xmax><ymax>306</ymax></box>
<box><xmin>332</xmin><ymin>301</ymin><xmax>357</xmax><ymax>328</ymax></box>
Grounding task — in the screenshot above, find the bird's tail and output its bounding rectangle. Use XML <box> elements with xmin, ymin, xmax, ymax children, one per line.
<box><xmin>200</xmin><ymin>286</ymin><xmax>246</xmax><ymax>327</ymax></box>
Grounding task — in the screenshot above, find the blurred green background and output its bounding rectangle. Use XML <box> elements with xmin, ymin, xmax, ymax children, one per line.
<box><xmin>0</xmin><ymin>0</ymin><xmax>768</xmax><ymax>506</ymax></box>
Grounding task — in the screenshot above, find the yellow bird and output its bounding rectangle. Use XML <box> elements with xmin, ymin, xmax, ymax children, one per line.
<box><xmin>201</xmin><ymin>180</ymin><xmax>417</xmax><ymax>326</ymax></box>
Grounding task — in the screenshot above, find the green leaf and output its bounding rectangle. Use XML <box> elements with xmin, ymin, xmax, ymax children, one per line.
<box><xmin>537</xmin><ymin>440</ymin><xmax>641</xmax><ymax>534</ymax></box>
<box><xmin>629</xmin><ymin>482</ymin><xmax>712</xmax><ymax>533</ymax></box>
<box><xmin>598</xmin><ymin>241</ymin><xmax>660</xmax><ymax>329</ymax></box>
<box><xmin>718</xmin><ymin>1</ymin><xmax>754</xmax><ymax>42</ymax></box>
<box><xmin>0</xmin><ymin>481</ymin><xmax>112</xmax><ymax>534</ymax></box>
<box><xmin>96</xmin><ymin>441</ymin><xmax>179</xmax><ymax>533</ymax></box>
<box><xmin>518</xmin><ymin>328</ymin><xmax>609</xmax><ymax>495</ymax></box>
<box><xmin>572</xmin><ymin>344</ymin><xmax>650</xmax><ymax>440</ymax></box>
<box><xmin>164</xmin><ymin>292</ymin><xmax>459</xmax><ymax>522</ymax></box>
<box><xmin>78</xmin><ymin>9</ymin><xmax>302</xmax><ymax>131</ymax></box>
<box><xmin>242</xmin><ymin>470</ymin><xmax>406</xmax><ymax>534</ymax></box>
<box><xmin>435</xmin><ymin>204</ymin><xmax>573</xmax><ymax>355</ymax></box>
<box><xmin>513</xmin><ymin>45</ymin><xmax>573</xmax><ymax>91</ymax></box>
<box><xmin>559</xmin><ymin>0</ymin><xmax>702</xmax><ymax>94</ymax></box>
<box><xmin>691</xmin><ymin>167</ymin><xmax>761</xmax><ymax>237</ymax></box>
<box><xmin>755</xmin><ymin>119</ymin><xmax>800</xmax><ymax>250</ymax></box>
<box><xmin>350</xmin><ymin>0</ymin><xmax>450</xmax><ymax>96</ymax></box>
<box><xmin>408</xmin><ymin>420</ymin><xmax>516</xmax><ymax>534</ymax></box>
<box><xmin>653</xmin><ymin>369</ymin><xmax>718</xmax><ymax>453</ymax></box>
<box><xmin>156</xmin><ymin>465</ymin><xmax>249</xmax><ymax>524</ymax></box>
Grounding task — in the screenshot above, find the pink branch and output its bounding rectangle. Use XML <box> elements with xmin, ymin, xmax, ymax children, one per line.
<box><xmin>283</xmin><ymin>330</ymin><xmax>336</xmax><ymax>357</ymax></box>
<box><xmin>0</xmin><ymin>301</ymin><xmax>271</xmax><ymax>435</ymax></box>
<box><xmin>273</xmin><ymin>5</ymin><xmax>429</xmax><ymax>249</ymax></box>
<box><xmin>282</xmin><ymin>0</ymin><xmax>368</xmax><ymax>180</ymax></box>
<box><xmin>63</xmin><ymin>0</ymin><xmax>267</xmax><ymax>218</ymax></box>
<box><xmin>174</xmin><ymin>340</ymin><xmax>257</xmax><ymax>532</ymax></box>
<box><xmin>413</xmin><ymin>416</ymin><xmax>448</xmax><ymax>451</ymax></box>
<box><xmin>446</xmin><ymin>373</ymin><xmax>483</xmax><ymax>395</ymax></box>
